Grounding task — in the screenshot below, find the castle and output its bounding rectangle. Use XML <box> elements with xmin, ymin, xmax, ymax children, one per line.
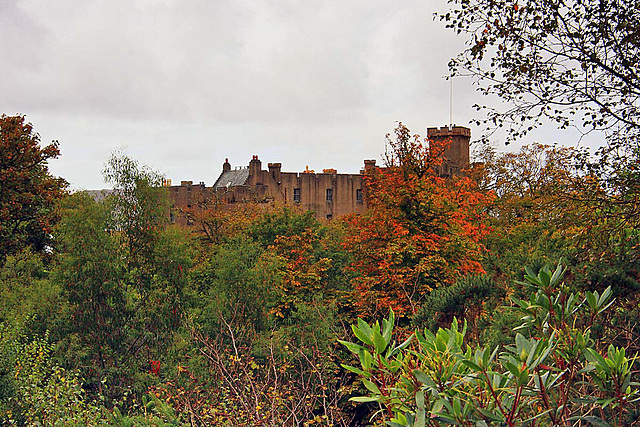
<box><xmin>168</xmin><ymin>126</ymin><xmax>470</xmax><ymax>225</ymax></box>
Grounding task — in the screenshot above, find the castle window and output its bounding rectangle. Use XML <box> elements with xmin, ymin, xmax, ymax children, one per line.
<box><xmin>326</xmin><ymin>188</ymin><xmax>333</xmax><ymax>202</ymax></box>
<box><xmin>293</xmin><ymin>188</ymin><xmax>301</xmax><ymax>203</ymax></box>
<box><xmin>356</xmin><ymin>188</ymin><xmax>363</xmax><ymax>203</ymax></box>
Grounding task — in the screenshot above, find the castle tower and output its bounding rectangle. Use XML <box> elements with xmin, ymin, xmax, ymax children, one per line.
<box><xmin>427</xmin><ymin>126</ymin><xmax>470</xmax><ymax>176</ymax></box>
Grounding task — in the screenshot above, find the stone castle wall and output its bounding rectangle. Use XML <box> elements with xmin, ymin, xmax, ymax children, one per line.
<box><xmin>168</xmin><ymin>125</ymin><xmax>470</xmax><ymax>226</ymax></box>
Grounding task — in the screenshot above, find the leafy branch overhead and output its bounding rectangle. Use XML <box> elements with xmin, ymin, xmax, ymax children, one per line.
<box><xmin>441</xmin><ymin>0</ymin><xmax>640</xmax><ymax>146</ymax></box>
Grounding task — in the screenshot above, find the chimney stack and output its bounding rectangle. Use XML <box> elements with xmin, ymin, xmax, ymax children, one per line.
<box><xmin>268</xmin><ymin>162</ymin><xmax>282</xmax><ymax>182</ymax></box>
<box><xmin>249</xmin><ymin>155</ymin><xmax>262</xmax><ymax>185</ymax></box>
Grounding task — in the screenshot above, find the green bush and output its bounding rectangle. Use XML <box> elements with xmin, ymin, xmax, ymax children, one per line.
<box><xmin>0</xmin><ymin>329</ymin><xmax>107</xmax><ymax>425</ymax></box>
<box><xmin>413</xmin><ymin>275</ymin><xmax>503</xmax><ymax>335</ymax></box>
<box><xmin>341</xmin><ymin>262</ymin><xmax>640</xmax><ymax>426</ymax></box>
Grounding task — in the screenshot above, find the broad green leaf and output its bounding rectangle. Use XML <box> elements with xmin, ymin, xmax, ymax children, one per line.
<box><xmin>461</xmin><ymin>360</ymin><xmax>482</xmax><ymax>372</ymax></box>
<box><xmin>549</xmin><ymin>263</ymin><xmax>565</xmax><ymax>286</ymax></box>
<box><xmin>350</xmin><ymin>396</ymin><xmax>380</xmax><ymax>403</ymax></box>
<box><xmin>357</xmin><ymin>318</ymin><xmax>374</xmax><ymax>341</ymax></box>
<box><xmin>352</xmin><ymin>324</ymin><xmax>373</xmax><ymax>346</ymax></box>
<box><xmin>390</xmin><ymin>333</ymin><xmax>414</xmax><ymax>357</ymax></box>
<box><xmin>382</xmin><ymin>309</ymin><xmax>395</xmax><ymax>343</ymax></box>
<box><xmin>362</xmin><ymin>379</ymin><xmax>381</xmax><ymax>394</ymax></box>
<box><xmin>341</xmin><ymin>364</ymin><xmax>367</xmax><ymax>376</ymax></box>
<box><xmin>373</xmin><ymin>329</ymin><xmax>388</xmax><ymax>354</ymax></box>
<box><xmin>477</xmin><ymin>407</ymin><xmax>504</xmax><ymax>421</ymax></box>
<box><xmin>413</xmin><ymin>369</ymin><xmax>437</xmax><ymax>389</ymax></box>
<box><xmin>338</xmin><ymin>339</ymin><xmax>364</xmax><ymax>354</ymax></box>
<box><xmin>505</xmin><ymin>362</ymin><xmax>521</xmax><ymax>378</ymax></box>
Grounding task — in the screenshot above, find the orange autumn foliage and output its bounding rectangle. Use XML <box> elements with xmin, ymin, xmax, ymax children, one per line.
<box><xmin>343</xmin><ymin>124</ymin><xmax>493</xmax><ymax>319</ymax></box>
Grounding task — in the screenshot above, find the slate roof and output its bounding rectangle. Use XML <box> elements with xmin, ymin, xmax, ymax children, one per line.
<box><xmin>213</xmin><ymin>169</ymin><xmax>250</xmax><ymax>189</ymax></box>
<box><xmin>84</xmin><ymin>189</ymin><xmax>115</xmax><ymax>202</ymax></box>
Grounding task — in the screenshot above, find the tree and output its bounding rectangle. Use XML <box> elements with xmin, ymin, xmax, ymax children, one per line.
<box><xmin>51</xmin><ymin>155</ymin><xmax>193</xmax><ymax>401</ymax></box>
<box><xmin>343</xmin><ymin>124</ymin><xmax>492</xmax><ymax>319</ymax></box>
<box><xmin>442</xmin><ymin>0</ymin><xmax>639</xmax><ymax>146</ymax></box>
<box><xmin>441</xmin><ymin>0</ymin><xmax>640</xmax><ymax>251</ymax></box>
<box><xmin>474</xmin><ymin>143</ymin><xmax>581</xmax><ymax>262</ymax></box>
<box><xmin>102</xmin><ymin>152</ymin><xmax>167</xmax><ymax>269</ymax></box>
<box><xmin>0</xmin><ymin>115</ymin><xmax>67</xmax><ymax>261</ymax></box>
<box><xmin>53</xmin><ymin>193</ymin><xmax>130</xmax><ymax>388</ymax></box>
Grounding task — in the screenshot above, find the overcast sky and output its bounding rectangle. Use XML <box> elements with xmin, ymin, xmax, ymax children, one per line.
<box><xmin>1</xmin><ymin>0</ymin><xmax>604</xmax><ymax>189</ymax></box>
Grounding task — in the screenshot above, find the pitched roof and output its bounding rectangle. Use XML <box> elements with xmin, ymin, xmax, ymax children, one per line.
<box><xmin>84</xmin><ymin>189</ymin><xmax>115</xmax><ymax>202</ymax></box>
<box><xmin>213</xmin><ymin>169</ymin><xmax>250</xmax><ymax>189</ymax></box>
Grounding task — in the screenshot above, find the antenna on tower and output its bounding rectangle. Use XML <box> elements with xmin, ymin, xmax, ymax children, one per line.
<box><xmin>449</xmin><ymin>74</ymin><xmax>453</xmax><ymax>130</ymax></box>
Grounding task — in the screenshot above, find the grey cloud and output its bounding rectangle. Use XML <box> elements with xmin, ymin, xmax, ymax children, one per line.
<box><xmin>3</xmin><ymin>0</ymin><xmax>445</xmax><ymax>122</ymax></box>
<box><xmin>3</xmin><ymin>0</ymin><xmax>550</xmax><ymax>190</ymax></box>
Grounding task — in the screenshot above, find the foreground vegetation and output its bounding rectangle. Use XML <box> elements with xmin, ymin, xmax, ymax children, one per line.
<box><xmin>1</xmin><ymin>110</ymin><xmax>639</xmax><ymax>425</ymax></box>
<box><xmin>1</xmin><ymin>1</ymin><xmax>639</xmax><ymax>420</ymax></box>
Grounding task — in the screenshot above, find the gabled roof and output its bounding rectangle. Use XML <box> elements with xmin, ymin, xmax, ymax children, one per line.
<box><xmin>213</xmin><ymin>169</ymin><xmax>250</xmax><ymax>189</ymax></box>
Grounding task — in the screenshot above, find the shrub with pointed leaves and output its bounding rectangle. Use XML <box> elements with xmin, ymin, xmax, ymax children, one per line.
<box><xmin>341</xmin><ymin>262</ymin><xmax>640</xmax><ymax>426</ymax></box>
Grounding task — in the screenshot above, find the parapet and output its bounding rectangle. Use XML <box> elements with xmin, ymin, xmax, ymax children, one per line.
<box><xmin>427</xmin><ymin>126</ymin><xmax>471</xmax><ymax>138</ymax></box>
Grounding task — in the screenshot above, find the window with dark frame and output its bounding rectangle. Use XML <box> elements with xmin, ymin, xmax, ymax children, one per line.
<box><xmin>293</xmin><ymin>188</ymin><xmax>301</xmax><ymax>203</ymax></box>
<box><xmin>326</xmin><ymin>188</ymin><xmax>333</xmax><ymax>202</ymax></box>
<box><xmin>356</xmin><ymin>188</ymin><xmax>363</xmax><ymax>203</ymax></box>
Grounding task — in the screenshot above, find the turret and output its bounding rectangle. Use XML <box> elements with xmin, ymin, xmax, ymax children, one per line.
<box><xmin>426</xmin><ymin>126</ymin><xmax>470</xmax><ymax>176</ymax></box>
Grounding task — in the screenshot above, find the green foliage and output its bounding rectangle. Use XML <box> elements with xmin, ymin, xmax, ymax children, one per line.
<box><xmin>2</xmin><ymin>144</ymin><xmax>636</xmax><ymax>425</ymax></box>
<box><xmin>0</xmin><ymin>249</ymin><xmax>66</xmax><ymax>337</ymax></box>
<box><xmin>441</xmin><ymin>0</ymin><xmax>640</xmax><ymax>146</ymax></box>
<box><xmin>52</xmin><ymin>193</ymin><xmax>130</xmax><ymax>381</ymax></box>
<box><xmin>109</xmin><ymin>393</ymin><xmax>182</xmax><ymax>426</ymax></box>
<box><xmin>47</xmin><ymin>156</ymin><xmax>195</xmax><ymax>403</ymax></box>
<box><xmin>192</xmin><ymin>236</ymin><xmax>280</xmax><ymax>335</ymax></box>
<box><xmin>413</xmin><ymin>274</ymin><xmax>503</xmax><ymax>335</ymax></box>
<box><xmin>247</xmin><ymin>206</ymin><xmax>320</xmax><ymax>248</ymax></box>
<box><xmin>170</xmin><ymin>204</ymin><xmax>358</xmax><ymax>424</ymax></box>
<box><xmin>103</xmin><ymin>152</ymin><xmax>170</xmax><ymax>292</ymax></box>
<box><xmin>0</xmin><ymin>329</ymin><xmax>106</xmax><ymax>425</ymax></box>
<box><xmin>342</xmin><ymin>262</ymin><xmax>640</xmax><ymax>426</ymax></box>
<box><xmin>103</xmin><ymin>151</ymin><xmax>167</xmax><ymax>238</ymax></box>
<box><xmin>186</xmin><ymin>300</ymin><xmax>355</xmax><ymax>426</ymax></box>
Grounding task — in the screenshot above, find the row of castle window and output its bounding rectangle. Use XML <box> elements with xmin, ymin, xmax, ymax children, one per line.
<box><xmin>292</xmin><ymin>188</ymin><xmax>363</xmax><ymax>203</ymax></box>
